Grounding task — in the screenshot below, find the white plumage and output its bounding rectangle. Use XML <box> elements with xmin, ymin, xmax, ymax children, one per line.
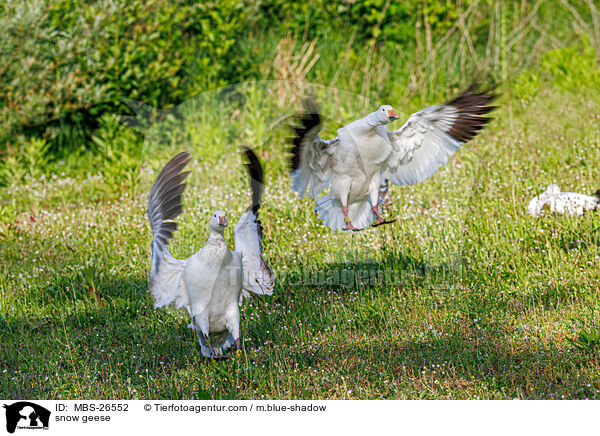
<box><xmin>290</xmin><ymin>86</ymin><xmax>496</xmax><ymax>231</ymax></box>
<box><xmin>527</xmin><ymin>184</ymin><xmax>599</xmax><ymax>217</ymax></box>
<box><xmin>147</xmin><ymin>149</ymin><xmax>274</xmax><ymax>358</ymax></box>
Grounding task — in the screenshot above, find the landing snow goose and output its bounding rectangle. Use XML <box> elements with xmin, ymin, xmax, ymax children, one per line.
<box><xmin>527</xmin><ymin>184</ymin><xmax>599</xmax><ymax>217</ymax></box>
<box><xmin>147</xmin><ymin>148</ymin><xmax>274</xmax><ymax>358</ymax></box>
<box><xmin>290</xmin><ymin>85</ymin><xmax>497</xmax><ymax>231</ymax></box>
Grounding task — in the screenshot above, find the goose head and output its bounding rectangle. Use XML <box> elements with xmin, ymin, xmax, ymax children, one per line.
<box><xmin>209</xmin><ymin>210</ymin><xmax>228</xmax><ymax>233</ymax></box>
<box><xmin>372</xmin><ymin>105</ymin><xmax>399</xmax><ymax>125</ymax></box>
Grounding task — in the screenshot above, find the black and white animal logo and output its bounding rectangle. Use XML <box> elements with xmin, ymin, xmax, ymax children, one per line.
<box><xmin>3</xmin><ymin>402</ymin><xmax>50</xmax><ymax>434</ymax></box>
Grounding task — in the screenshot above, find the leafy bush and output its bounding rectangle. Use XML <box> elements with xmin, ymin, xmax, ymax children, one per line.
<box><xmin>0</xmin><ymin>138</ymin><xmax>50</xmax><ymax>187</ymax></box>
<box><xmin>1</xmin><ymin>0</ymin><xmax>598</xmax><ymax>161</ymax></box>
<box><xmin>512</xmin><ymin>37</ymin><xmax>600</xmax><ymax>99</ymax></box>
<box><xmin>247</xmin><ymin>0</ymin><xmax>459</xmax><ymax>45</ymax></box>
<box><xmin>0</xmin><ymin>0</ymin><xmax>245</xmax><ymax>152</ymax></box>
<box><xmin>541</xmin><ymin>36</ymin><xmax>600</xmax><ymax>92</ymax></box>
<box><xmin>91</xmin><ymin>114</ymin><xmax>144</xmax><ymax>197</ymax></box>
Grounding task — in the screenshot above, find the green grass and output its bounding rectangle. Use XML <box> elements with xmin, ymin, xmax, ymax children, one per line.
<box><xmin>2</xmin><ymin>39</ymin><xmax>600</xmax><ymax>399</ymax></box>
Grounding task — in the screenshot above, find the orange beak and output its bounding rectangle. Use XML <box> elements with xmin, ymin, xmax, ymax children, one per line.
<box><xmin>219</xmin><ymin>216</ymin><xmax>227</xmax><ymax>226</ymax></box>
<box><xmin>387</xmin><ymin>109</ymin><xmax>399</xmax><ymax>120</ymax></box>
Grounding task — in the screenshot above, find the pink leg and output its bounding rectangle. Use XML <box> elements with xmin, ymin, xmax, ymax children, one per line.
<box><xmin>342</xmin><ymin>205</ymin><xmax>359</xmax><ymax>231</ymax></box>
<box><xmin>372</xmin><ymin>205</ymin><xmax>384</xmax><ymax>225</ymax></box>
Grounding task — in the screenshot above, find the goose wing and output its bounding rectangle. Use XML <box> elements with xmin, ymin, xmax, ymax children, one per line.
<box><xmin>147</xmin><ymin>152</ymin><xmax>191</xmax><ymax>309</ymax></box>
<box><xmin>384</xmin><ymin>85</ymin><xmax>496</xmax><ymax>185</ymax></box>
<box><xmin>234</xmin><ymin>147</ymin><xmax>275</xmax><ymax>297</ymax></box>
<box><xmin>289</xmin><ymin>99</ymin><xmax>339</xmax><ymax>199</ymax></box>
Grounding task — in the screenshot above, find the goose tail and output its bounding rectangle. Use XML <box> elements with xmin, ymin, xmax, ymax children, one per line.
<box><xmin>314</xmin><ymin>194</ymin><xmax>377</xmax><ymax>231</ymax></box>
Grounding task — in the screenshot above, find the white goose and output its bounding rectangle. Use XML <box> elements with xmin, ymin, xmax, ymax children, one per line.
<box><xmin>527</xmin><ymin>184</ymin><xmax>599</xmax><ymax>217</ymax></box>
<box><xmin>147</xmin><ymin>148</ymin><xmax>274</xmax><ymax>358</ymax></box>
<box><xmin>290</xmin><ymin>86</ymin><xmax>497</xmax><ymax>231</ymax></box>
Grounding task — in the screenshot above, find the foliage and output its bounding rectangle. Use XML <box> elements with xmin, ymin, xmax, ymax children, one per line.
<box><xmin>0</xmin><ymin>0</ymin><xmax>244</xmax><ymax>151</ymax></box>
<box><xmin>541</xmin><ymin>36</ymin><xmax>600</xmax><ymax>92</ymax></box>
<box><xmin>512</xmin><ymin>36</ymin><xmax>600</xmax><ymax>100</ymax></box>
<box><xmin>247</xmin><ymin>0</ymin><xmax>460</xmax><ymax>44</ymax></box>
<box><xmin>91</xmin><ymin>114</ymin><xmax>144</xmax><ymax>197</ymax></box>
<box><xmin>2</xmin><ymin>0</ymin><xmax>599</xmax><ymax>157</ymax></box>
<box><xmin>0</xmin><ymin>138</ymin><xmax>50</xmax><ymax>187</ymax></box>
<box><xmin>2</xmin><ymin>1</ymin><xmax>600</xmax><ymax>400</ymax></box>
<box><xmin>568</xmin><ymin>323</ymin><xmax>600</xmax><ymax>354</ymax></box>
<box><xmin>2</xmin><ymin>66</ymin><xmax>600</xmax><ymax>398</ymax></box>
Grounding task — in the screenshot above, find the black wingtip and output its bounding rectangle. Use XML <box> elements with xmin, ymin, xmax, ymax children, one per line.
<box><xmin>147</xmin><ymin>152</ymin><xmax>192</xmax><ymax>245</ymax></box>
<box><xmin>241</xmin><ymin>146</ymin><xmax>265</xmax><ymax>214</ymax></box>
<box><xmin>446</xmin><ymin>83</ymin><xmax>499</xmax><ymax>143</ymax></box>
<box><xmin>288</xmin><ymin>98</ymin><xmax>322</xmax><ymax>171</ymax></box>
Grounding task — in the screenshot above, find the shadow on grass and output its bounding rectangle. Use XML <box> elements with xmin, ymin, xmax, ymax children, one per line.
<box><xmin>278</xmin><ymin>251</ymin><xmax>463</xmax><ymax>295</ymax></box>
<box><xmin>518</xmin><ymin>216</ymin><xmax>600</xmax><ymax>254</ymax></box>
<box><xmin>268</xmin><ymin>324</ymin><xmax>599</xmax><ymax>399</ymax></box>
<box><xmin>2</xmin><ymin>240</ymin><xmax>597</xmax><ymax>400</ymax></box>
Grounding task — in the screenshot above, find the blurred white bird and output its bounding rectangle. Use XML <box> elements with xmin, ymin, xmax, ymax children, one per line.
<box><xmin>289</xmin><ymin>85</ymin><xmax>497</xmax><ymax>231</ymax></box>
<box><xmin>147</xmin><ymin>148</ymin><xmax>274</xmax><ymax>358</ymax></box>
<box><xmin>527</xmin><ymin>184</ymin><xmax>600</xmax><ymax>217</ymax></box>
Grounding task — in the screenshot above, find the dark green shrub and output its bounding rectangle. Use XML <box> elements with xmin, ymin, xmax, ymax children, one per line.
<box><xmin>0</xmin><ymin>0</ymin><xmax>245</xmax><ymax>152</ymax></box>
<box><xmin>246</xmin><ymin>0</ymin><xmax>459</xmax><ymax>45</ymax></box>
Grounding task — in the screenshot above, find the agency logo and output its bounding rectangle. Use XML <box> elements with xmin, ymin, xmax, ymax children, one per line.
<box><xmin>2</xmin><ymin>402</ymin><xmax>50</xmax><ymax>434</ymax></box>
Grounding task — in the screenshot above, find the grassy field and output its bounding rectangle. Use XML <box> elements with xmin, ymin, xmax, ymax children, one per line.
<box><xmin>2</xmin><ymin>1</ymin><xmax>600</xmax><ymax>399</ymax></box>
<box><xmin>2</xmin><ymin>73</ymin><xmax>600</xmax><ymax>399</ymax></box>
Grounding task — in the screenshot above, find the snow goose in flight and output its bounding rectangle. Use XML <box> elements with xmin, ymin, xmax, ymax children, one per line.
<box><xmin>290</xmin><ymin>85</ymin><xmax>497</xmax><ymax>231</ymax></box>
<box><xmin>147</xmin><ymin>148</ymin><xmax>274</xmax><ymax>358</ymax></box>
<box><xmin>527</xmin><ymin>184</ymin><xmax>599</xmax><ymax>217</ymax></box>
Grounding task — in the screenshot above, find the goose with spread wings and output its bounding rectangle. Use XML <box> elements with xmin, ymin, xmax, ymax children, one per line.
<box><xmin>290</xmin><ymin>85</ymin><xmax>497</xmax><ymax>231</ymax></box>
<box><xmin>147</xmin><ymin>148</ymin><xmax>274</xmax><ymax>358</ymax></box>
